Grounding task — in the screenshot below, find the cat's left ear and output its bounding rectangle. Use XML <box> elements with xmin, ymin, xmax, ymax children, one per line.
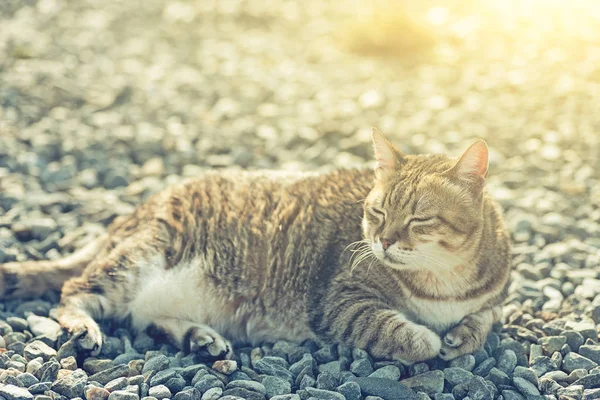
<box><xmin>446</xmin><ymin>139</ymin><xmax>489</xmax><ymax>190</ymax></box>
<box><xmin>371</xmin><ymin>127</ymin><xmax>404</xmax><ymax>172</ymax></box>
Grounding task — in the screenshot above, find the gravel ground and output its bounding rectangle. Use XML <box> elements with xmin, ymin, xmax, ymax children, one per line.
<box><xmin>1</xmin><ymin>0</ymin><xmax>600</xmax><ymax>399</ymax></box>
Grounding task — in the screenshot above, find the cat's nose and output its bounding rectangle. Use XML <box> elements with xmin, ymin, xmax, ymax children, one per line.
<box><xmin>381</xmin><ymin>238</ymin><xmax>395</xmax><ymax>250</ymax></box>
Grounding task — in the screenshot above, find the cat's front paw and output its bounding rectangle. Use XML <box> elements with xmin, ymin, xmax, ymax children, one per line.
<box><xmin>392</xmin><ymin>323</ymin><xmax>441</xmax><ymax>365</ymax></box>
<box><xmin>439</xmin><ymin>324</ymin><xmax>481</xmax><ymax>360</ymax></box>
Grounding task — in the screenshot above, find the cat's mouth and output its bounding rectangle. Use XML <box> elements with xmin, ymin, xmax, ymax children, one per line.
<box><xmin>383</xmin><ymin>254</ymin><xmax>406</xmax><ymax>266</ymax></box>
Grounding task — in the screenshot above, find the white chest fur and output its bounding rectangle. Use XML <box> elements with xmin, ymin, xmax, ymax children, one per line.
<box><xmin>404</xmin><ymin>294</ymin><xmax>492</xmax><ymax>334</ymax></box>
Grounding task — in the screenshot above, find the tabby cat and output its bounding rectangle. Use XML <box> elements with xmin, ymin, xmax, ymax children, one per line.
<box><xmin>0</xmin><ymin>129</ymin><xmax>511</xmax><ymax>363</ymax></box>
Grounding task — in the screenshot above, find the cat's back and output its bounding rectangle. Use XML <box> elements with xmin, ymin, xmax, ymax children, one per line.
<box><xmin>154</xmin><ymin>167</ymin><xmax>372</xmax><ymax>228</ymax></box>
<box><xmin>126</xmin><ymin>166</ymin><xmax>372</xmax><ymax>285</ymax></box>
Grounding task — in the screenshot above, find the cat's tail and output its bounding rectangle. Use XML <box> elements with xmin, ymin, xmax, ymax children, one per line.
<box><xmin>0</xmin><ymin>233</ymin><xmax>108</xmax><ymax>299</ymax></box>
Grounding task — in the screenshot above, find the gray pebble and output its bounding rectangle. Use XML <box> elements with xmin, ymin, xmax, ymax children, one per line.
<box><xmin>193</xmin><ymin>374</ymin><xmax>223</xmax><ymax>392</ymax></box>
<box><xmin>290</xmin><ymin>354</ymin><xmax>316</xmax><ymax>378</ymax></box>
<box><xmin>318</xmin><ymin>361</ymin><xmax>341</xmax><ymax>376</ymax></box>
<box><xmin>106</xmin><ymin>377</ymin><xmax>129</xmax><ymax>392</ymax></box>
<box><xmin>108</xmin><ymin>390</ymin><xmax>140</xmax><ymax>400</ymax></box>
<box><xmin>400</xmin><ymin>371</ymin><xmax>444</xmax><ymax>396</ymax></box>
<box><xmin>368</xmin><ymin>365</ymin><xmax>401</xmax><ymax>381</ymax></box>
<box><xmin>51</xmin><ymin>368</ymin><xmax>88</xmax><ymax>398</ymax></box>
<box><xmin>513</xmin><ymin>377</ymin><xmax>540</xmax><ymax>398</ymax></box>
<box><xmin>530</xmin><ymin>356</ymin><xmax>558</xmax><ymax>377</ymax></box>
<box><xmin>221</xmin><ymin>387</ymin><xmax>265</xmax><ymax>400</ymax></box>
<box><xmin>23</xmin><ymin>340</ymin><xmax>56</xmax><ymax>362</ymax></box>
<box><xmin>572</xmin><ymin>373</ymin><xmax>600</xmax><ymax>389</ymax></box>
<box><xmin>557</xmin><ymin>385</ymin><xmax>583</xmax><ymax>400</ymax></box>
<box><xmin>263</xmin><ymin>376</ymin><xmax>292</xmax><ymax>397</ymax></box>
<box><xmin>444</xmin><ymin>368</ymin><xmax>473</xmax><ymax>388</ymax></box>
<box><xmin>468</xmin><ymin>376</ymin><xmax>494</xmax><ymax>400</ymax></box>
<box><xmin>498</xmin><ymin>350</ymin><xmax>518</xmax><ymax>375</ymax></box>
<box><xmin>541</xmin><ymin>371</ymin><xmax>568</xmax><ymax>382</ymax></box>
<box><xmin>226</xmin><ymin>380</ymin><xmax>266</xmax><ymax>394</ymax></box>
<box><xmin>313</xmin><ymin>347</ymin><xmax>337</xmax><ymax>364</ymax></box>
<box><xmin>486</xmin><ymin>368</ymin><xmax>510</xmax><ymax>387</ymax></box>
<box><xmin>172</xmin><ymin>388</ymin><xmax>202</xmax><ymax>400</ymax></box>
<box><xmin>513</xmin><ymin>367</ymin><xmax>538</xmax><ymax>387</ymax></box>
<box><xmin>567</xmin><ymin>368</ymin><xmax>588</xmax><ymax>383</ymax></box>
<box><xmin>539</xmin><ymin>337</ymin><xmax>566</xmax><ymax>356</ymax></box>
<box><xmin>254</xmin><ymin>357</ymin><xmax>294</xmax><ymax>384</ymax></box>
<box><xmin>583</xmin><ymin>389</ymin><xmax>600</xmax><ymax>400</ymax></box>
<box><xmin>316</xmin><ymin>371</ymin><xmax>338</xmax><ymax>391</ymax></box>
<box><xmin>562</xmin><ymin>352</ymin><xmax>597</xmax><ymax>373</ymax></box>
<box><xmin>16</xmin><ymin>372</ymin><xmax>38</xmax><ymax>387</ymax></box>
<box><xmin>350</xmin><ymin>358</ymin><xmax>373</xmax><ymax>377</ymax></box>
<box><xmin>409</xmin><ymin>363</ymin><xmax>430</xmax><ymax>377</ymax></box>
<box><xmin>0</xmin><ymin>384</ymin><xmax>34</xmax><ymax>400</ymax></box>
<box><xmin>26</xmin><ymin>315</ymin><xmax>62</xmax><ymax>341</ymax></box>
<box><xmin>271</xmin><ymin>395</ymin><xmax>301</xmax><ymax>400</ymax></box>
<box><xmin>28</xmin><ymin>382</ymin><xmax>51</xmax><ymax>394</ymax></box>
<box><xmin>148</xmin><ymin>385</ymin><xmax>171</xmax><ymax>399</ymax></box>
<box><xmin>502</xmin><ymin>390</ymin><xmax>526</xmax><ymax>400</ymax></box>
<box><xmin>200</xmin><ymin>387</ymin><xmax>222</xmax><ymax>400</ymax></box>
<box><xmin>142</xmin><ymin>355</ymin><xmax>170</xmax><ymax>374</ymax></box>
<box><xmin>449</xmin><ymin>355</ymin><xmax>476</xmax><ymax>372</ymax></box>
<box><xmin>305</xmin><ymin>388</ymin><xmax>345</xmax><ymax>400</ymax></box>
<box><xmin>579</xmin><ymin>345</ymin><xmax>600</xmax><ymax>364</ymax></box>
<box><xmin>6</xmin><ymin>317</ymin><xmax>28</xmax><ymax>332</ymax></box>
<box><xmin>83</xmin><ymin>359</ymin><xmax>114</xmax><ymax>375</ymax></box>
<box><xmin>37</xmin><ymin>360</ymin><xmax>60</xmax><ymax>382</ymax></box>
<box><xmin>336</xmin><ymin>381</ymin><xmax>361</xmax><ymax>400</ymax></box>
<box><xmin>89</xmin><ymin>365</ymin><xmax>130</xmax><ymax>385</ymax></box>
<box><xmin>563</xmin><ymin>331</ymin><xmax>585</xmax><ymax>352</ymax></box>
<box><xmin>473</xmin><ymin>359</ymin><xmax>496</xmax><ymax>377</ymax></box>
<box><xmin>299</xmin><ymin>374</ymin><xmax>316</xmax><ymax>390</ymax></box>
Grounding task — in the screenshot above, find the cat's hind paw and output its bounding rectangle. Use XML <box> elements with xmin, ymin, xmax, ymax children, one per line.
<box><xmin>70</xmin><ymin>320</ymin><xmax>103</xmax><ymax>356</ymax></box>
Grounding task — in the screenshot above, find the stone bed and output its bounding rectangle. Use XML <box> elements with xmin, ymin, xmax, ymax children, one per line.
<box><xmin>0</xmin><ymin>0</ymin><xmax>599</xmax><ymax>399</ymax></box>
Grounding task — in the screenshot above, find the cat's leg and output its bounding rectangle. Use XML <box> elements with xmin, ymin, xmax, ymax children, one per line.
<box><xmin>439</xmin><ymin>306</ymin><xmax>501</xmax><ymax>360</ymax></box>
<box><xmin>57</xmin><ymin>231</ymin><xmax>157</xmax><ymax>356</ymax></box>
<box><xmin>310</xmin><ymin>282</ymin><xmax>441</xmax><ymax>364</ymax></box>
<box><xmin>58</xmin><ymin>276</ymin><xmax>111</xmax><ymax>356</ymax></box>
<box><xmin>149</xmin><ymin>318</ymin><xmax>233</xmax><ymax>359</ymax></box>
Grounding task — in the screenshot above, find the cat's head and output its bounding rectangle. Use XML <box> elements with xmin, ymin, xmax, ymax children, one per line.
<box><xmin>362</xmin><ymin>128</ymin><xmax>489</xmax><ymax>272</ymax></box>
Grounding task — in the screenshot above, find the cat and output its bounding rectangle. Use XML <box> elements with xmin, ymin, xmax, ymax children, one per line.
<box><xmin>0</xmin><ymin>128</ymin><xmax>511</xmax><ymax>363</ymax></box>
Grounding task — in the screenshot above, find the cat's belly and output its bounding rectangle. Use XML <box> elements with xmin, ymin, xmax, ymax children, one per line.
<box><xmin>404</xmin><ymin>295</ymin><xmax>492</xmax><ymax>334</ymax></box>
<box><xmin>126</xmin><ymin>255</ymin><xmax>314</xmax><ymax>345</ymax></box>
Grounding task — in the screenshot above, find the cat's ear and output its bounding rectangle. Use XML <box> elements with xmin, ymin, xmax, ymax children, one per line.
<box><xmin>447</xmin><ymin>139</ymin><xmax>489</xmax><ymax>189</ymax></box>
<box><xmin>371</xmin><ymin>127</ymin><xmax>403</xmax><ymax>171</ymax></box>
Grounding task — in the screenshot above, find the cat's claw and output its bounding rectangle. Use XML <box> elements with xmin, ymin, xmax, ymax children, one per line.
<box><xmin>443</xmin><ymin>332</ymin><xmax>463</xmax><ymax>348</ymax></box>
<box><xmin>71</xmin><ymin>322</ymin><xmax>103</xmax><ymax>356</ymax></box>
<box><xmin>438</xmin><ymin>325</ymin><xmax>478</xmax><ymax>360</ymax></box>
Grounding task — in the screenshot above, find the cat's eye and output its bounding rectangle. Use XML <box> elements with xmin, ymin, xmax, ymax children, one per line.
<box><xmin>368</xmin><ymin>208</ymin><xmax>385</xmax><ymax>219</ymax></box>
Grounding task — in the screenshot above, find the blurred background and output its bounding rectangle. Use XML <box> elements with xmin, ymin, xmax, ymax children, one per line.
<box><xmin>0</xmin><ymin>0</ymin><xmax>599</xmax><ymax>277</ymax></box>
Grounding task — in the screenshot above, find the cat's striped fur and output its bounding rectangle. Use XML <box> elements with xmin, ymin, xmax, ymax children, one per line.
<box><xmin>0</xmin><ymin>129</ymin><xmax>511</xmax><ymax>363</ymax></box>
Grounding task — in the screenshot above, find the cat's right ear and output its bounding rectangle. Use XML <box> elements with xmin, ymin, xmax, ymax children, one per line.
<box><xmin>371</xmin><ymin>127</ymin><xmax>403</xmax><ymax>172</ymax></box>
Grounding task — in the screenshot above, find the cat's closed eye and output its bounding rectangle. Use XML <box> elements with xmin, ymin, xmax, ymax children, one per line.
<box><xmin>367</xmin><ymin>207</ymin><xmax>385</xmax><ymax>221</ymax></box>
<box><xmin>409</xmin><ymin>216</ymin><xmax>436</xmax><ymax>224</ymax></box>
